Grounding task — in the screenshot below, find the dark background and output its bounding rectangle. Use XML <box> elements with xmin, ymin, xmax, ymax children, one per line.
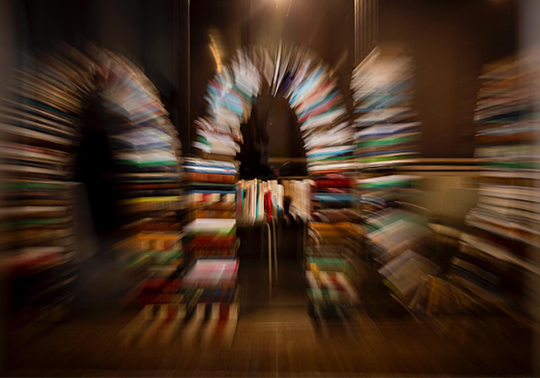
<box><xmin>7</xmin><ymin>0</ymin><xmax>518</xmax><ymax>232</ymax></box>
<box><xmin>12</xmin><ymin>0</ymin><xmax>517</xmax><ymax>159</ymax></box>
<box><xmin>190</xmin><ymin>0</ymin><xmax>355</xmax><ymax>160</ymax></box>
<box><xmin>378</xmin><ymin>0</ymin><xmax>517</xmax><ymax>158</ymax></box>
<box><xmin>189</xmin><ymin>0</ymin><xmax>517</xmax><ymax>159</ymax></box>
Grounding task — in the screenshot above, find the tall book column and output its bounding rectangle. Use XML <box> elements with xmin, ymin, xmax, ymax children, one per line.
<box><xmin>0</xmin><ymin>48</ymin><xmax>93</xmax><ymax>333</ymax></box>
<box><xmin>183</xmin><ymin>157</ymin><xmax>239</xmax><ymax>320</ymax></box>
<box><xmin>1</xmin><ymin>46</ymin><xmax>188</xmax><ymax>335</ymax></box>
<box><xmin>182</xmin><ymin>51</ymin><xmax>254</xmax><ymax>320</ymax></box>
<box><xmin>307</xmin><ymin>176</ymin><xmax>363</xmax><ymax>319</ymax></box>
<box><xmin>456</xmin><ymin>58</ymin><xmax>540</xmax><ymax>319</ymax></box>
<box><xmin>351</xmin><ymin>47</ymin><xmax>436</xmax><ymax>314</ymax></box>
<box><xmin>182</xmin><ymin>50</ymin><xmax>263</xmax><ymax>320</ymax></box>
<box><xmin>291</xmin><ymin>64</ymin><xmax>362</xmax><ymax>320</ymax></box>
<box><xmin>100</xmin><ymin>51</ymin><xmax>186</xmax><ymax>308</ymax></box>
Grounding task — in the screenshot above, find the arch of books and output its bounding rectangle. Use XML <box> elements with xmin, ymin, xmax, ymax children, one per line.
<box><xmin>191</xmin><ymin>44</ymin><xmax>352</xmax><ymax>175</ymax></box>
<box><xmin>188</xmin><ymin>45</ymin><xmax>361</xmax><ymax>319</ymax></box>
<box><xmin>2</xmin><ymin>45</ymin><xmax>183</xmax><ymax>323</ymax></box>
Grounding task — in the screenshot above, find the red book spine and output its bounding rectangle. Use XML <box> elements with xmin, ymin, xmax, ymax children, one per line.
<box><xmin>315</xmin><ymin>179</ymin><xmax>353</xmax><ymax>188</ymax></box>
<box><xmin>266</xmin><ymin>190</ymin><xmax>272</xmax><ymax>223</ymax></box>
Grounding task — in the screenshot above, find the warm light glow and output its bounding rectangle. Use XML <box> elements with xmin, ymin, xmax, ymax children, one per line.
<box><xmin>209</xmin><ymin>34</ymin><xmax>222</xmax><ymax>73</ymax></box>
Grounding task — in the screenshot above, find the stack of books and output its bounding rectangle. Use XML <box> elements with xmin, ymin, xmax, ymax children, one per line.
<box><xmin>191</xmin><ymin>50</ymin><xmax>256</xmax><ymax>161</ymax></box>
<box><xmin>308</xmin><ymin>176</ymin><xmax>362</xmax><ymax>319</ymax></box>
<box><xmin>263</xmin><ymin>46</ymin><xmax>360</xmax><ymax>318</ymax></box>
<box><xmin>352</xmin><ymin>47</ymin><xmax>445</xmax><ymax>315</ymax></box>
<box><xmin>366</xmin><ymin>208</ymin><xmax>427</xmax><ymax>266</ymax></box>
<box><xmin>359</xmin><ymin>175</ymin><xmax>420</xmax><ymax>213</ymax></box>
<box><xmin>456</xmin><ymin>57</ymin><xmax>540</xmax><ymax>318</ymax></box>
<box><xmin>352</xmin><ymin>46</ymin><xmax>419</xmax><ymax>169</ymax></box>
<box><xmin>182</xmin><ymin>162</ymin><xmax>239</xmax><ymax>317</ymax></box>
<box><xmin>306</xmin><ymin>221</ymin><xmax>363</xmax><ymax>318</ymax></box>
<box><xmin>0</xmin><ymin>46</ymin><xmax>95</xmax><ymax>325</ymax></box>
<box><xmin>356</xmin><ymin>123</ymin><xmax>420</xmax><ymax>168</ymax></box>
<box><xmin>378</xmin><ymin>249</ymin><xmax>440</xmax><ymax>312</ymax></box>
<box><xmin>258</xmin><ymin>47</ymin><xmax>364</xmax><ymax>319</ymax></box>
<box><xmin>359</xmin><ymin>175</ymin><xmax>425</xmax><ymax>264</ymax></box>
<box><xmin>116</xmin><ymin>232</ymin><xmax>184</xmax><ymax>281</ymax></box>
<box><xmin>92</xmin><ymin>50</ymin><xmax>186</xmax><ymax>307</ymax></box>
<box><xmin>181</xmin><ymin>259</ymin><xmax>239</xmax><ymax>317</ymax></box>
<box><xmin>185</xmin><ymin>50</ymin><xmax>249</xmax><ymax>318</ymax></box>
<box><xmin>184</xmin><ymin>219</ymin><xmax>237</xmax><ymax>259</ymax></box>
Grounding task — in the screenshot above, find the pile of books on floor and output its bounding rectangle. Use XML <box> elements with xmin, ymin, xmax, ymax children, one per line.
<box><xmin>359</xmin><ymin>174</ymin><xmax>425</xmax><ymax>266</ymax></box>
<box><xmin>0</xmin><ymin>46</ymin><xmax>95</xmax><ymax>326</ymax></box>
<box><xmin>377</xmin><ymin>249</ymin><xmax>440</xmax><ymax>312</ymax></box>
<box><xmin>352</xmin><ymin>46</ymin><xmax>419</xmax><ymax>169</ymax></box>
<box><xmin>361</xmin><ymin>176</ymin><xmax>430</xmax><ymax>304</ymax></box>
<box><xmin>455</xmin><ymin>57</ymin><xmax>540</xmax><ymax>319</ymax></box>
<box><xmin>366</xmin><ymin>208</ymin><xmax>427</xmax><ymax>266</ymax></box>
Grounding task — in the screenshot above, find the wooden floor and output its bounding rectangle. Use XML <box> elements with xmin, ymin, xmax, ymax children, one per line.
<box><xmin>3</xmin><ymin>260</ymin><xmax>536</xmax><ymax>377</ymax></box>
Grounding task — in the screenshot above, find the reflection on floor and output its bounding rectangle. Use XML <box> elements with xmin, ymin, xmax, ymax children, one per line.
<box><xmin>118</xmin><ymin>303</ymin><xmax>238</xmax><ymax>348</ymax></box>
<box><xmin>4</xmin><ymin>260</ymin><xmax>535</xmax><ymax>377</ymax></box>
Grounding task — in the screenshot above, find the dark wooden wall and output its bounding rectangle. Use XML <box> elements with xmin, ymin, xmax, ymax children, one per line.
<box><xmin>13</xmin><ymin>0</ymin><xmax>518</xmax><ymax>159</ymax></box>
<box><xmin>379</xmin><ymin>0</ymin><xmax>517</xmax><ymax>158</ymax></box>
